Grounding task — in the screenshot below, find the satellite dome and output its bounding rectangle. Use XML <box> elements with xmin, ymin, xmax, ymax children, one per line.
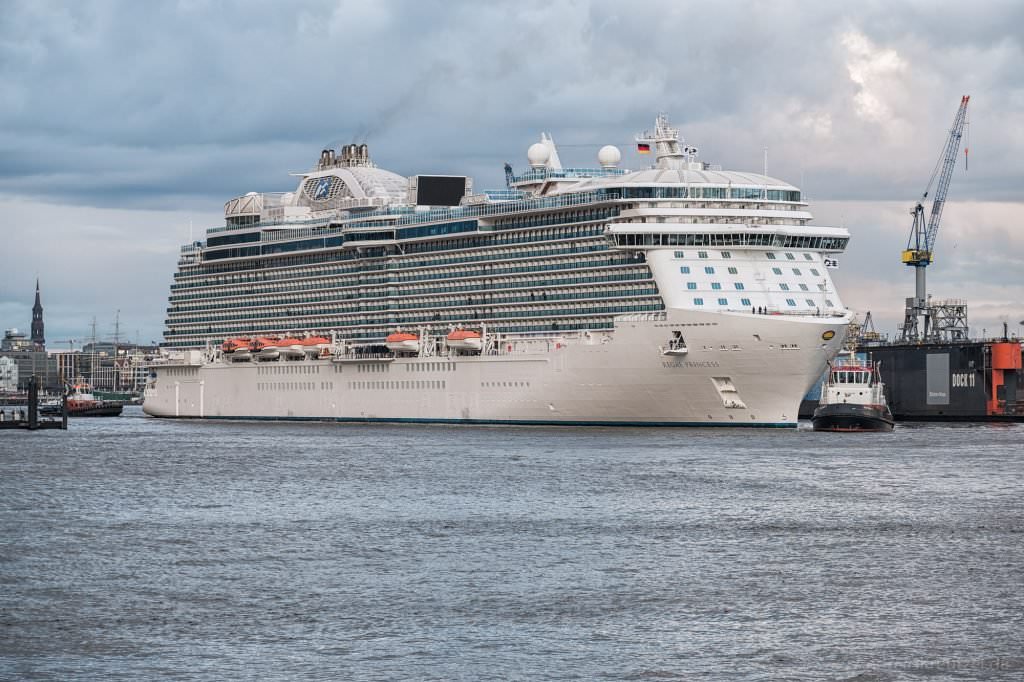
<box><xmin>598</xmin><ymin>145</ymin><xmax>621</xmax><ymax>168</ymax></box>
<box><xmin>527</xmin><ymin>142</ymin><xmax>551</xmax><ymax>167</ymax></box>
<box><xmin>246</xmin><ymin>191</ymin><xmax>259</xmax><ymax>196</ymax></box>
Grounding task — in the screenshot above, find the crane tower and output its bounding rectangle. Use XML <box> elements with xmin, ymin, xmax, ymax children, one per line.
<box><xmin>899</xmin><ymin>95</ymin><xmax>970</xmax><ymax>342</ymax></box>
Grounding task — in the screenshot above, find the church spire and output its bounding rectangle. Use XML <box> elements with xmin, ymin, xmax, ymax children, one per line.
<box><xmin>31</xmin><ymin>278</ymin><xmax>45</xmax><ymax>350</ymax></box>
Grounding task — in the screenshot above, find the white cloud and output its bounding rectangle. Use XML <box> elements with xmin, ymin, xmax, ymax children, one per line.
<box><xmin>840</xmin><ymin>29</ymin><xmax>909</xmax><ymax>128</ymax></box>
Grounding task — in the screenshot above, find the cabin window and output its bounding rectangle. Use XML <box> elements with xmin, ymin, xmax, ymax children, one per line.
<box><xmin>680</xmin><ymin>266</ymin><xmax>690</xmax><ymax>274</ymax></box>
<box><xmin>740</xmin><ymin>298</ymin><xmax>751</xmax><ymax>306</ymax></box>
<box><xmin>772</xmin><ymin>267</ymin><xmax>782</xmax><ymax>275</ymax></box>
<box><xmin>687</xmin><ymin>282</ymin><xmax>697</xmax><ymax>290</ymax></box>
<box><xmin>727</xmin><ymin>267</ymin><xmax>738</xmax><ymax>274</ymax></box>
<box><xmin>698</xmin><ymin>251</ymin><xmax>708</xmax><ymax>259</ymax></box>
<box><xmin>792</xmin><ymin>268</ymin><xmax>802</xmax><ymax>275</ymax></box>
<box><xmin>785</xmin><ymin>253</ymin><xmax>796</xmax><ymax>260</ymax></box>
<box><xmin>786</xmin><ymin>298</ymin><xmax>796</xmax><ymax>306</ymax></box>
<box><xmin>780</xmin><ymin>283</ymin><xmax>790</xmax><ymax>291</ymax></box>
<box><xmin>711</xmin><ymin>282</ymin><xmax>722</xmax><ymax>290</ymax></box>
<box><xmin>704</xmin><ymin>266</ymin><xmax>715</xmax><ymax>274</ymax></box>
<box><xmin>693</xmin><ymin>298</ymin><xmax>704</xmax><ymax>306</ymax></box>
<box><xmin>674</xmin><ymin>251</ymin><xmax>685</xmax><ymax>258</ymax></box>
<box><xmin>766</xmin><ymin>253</ymin><xmax>776</xmax><ymax>260</ymax></box>
<box><xmin>734</xmin><ymin>283</ymin><xmax>745</xmax><ymax>290</ymax></box>
<box><xmin>717</xmin><ymin>298</ymin><xmax>728</xmax><ymax>306</ymax></box>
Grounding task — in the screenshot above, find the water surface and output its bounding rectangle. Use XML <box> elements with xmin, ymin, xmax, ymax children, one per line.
<box><xmin>2</xmin><ymin>408</ymin><xmax>1022</xmax><ymax>680</ymax></box>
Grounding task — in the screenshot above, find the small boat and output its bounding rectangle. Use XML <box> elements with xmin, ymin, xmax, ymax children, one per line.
<box><xmin>386</xmin><ymin>332</ymin><xmax>419</xmax><ymax>353</ymax></box>
<box><xmin>302</xmin><ymin>336</ymin><xmax>331</xmax><ymax>357</ymax></box>
<box><xmin>250</xmin><ymin>337</ymin><xmax>281</xmax><ymax>360</ymax></box>
<box><xmin>277</xmin><ymin>338</ymin><xmax>306</xmax><ymax>359</ymax></box>
<box><xmin>222</xmin><ymin>337</ymin><xmax>251</xmax><ymax>361</ymax></box>
<box><xmin>447</xmin><ymin>329</ymin><xmax>482</xmax><ymax>352</ymax></box>
<box><xmin>221</xmin><ymin>338</ymin><xmax>249</xmax><ymax>353</ymax></box>
<box><xmin>812</xmin><ymin>355</ymin><xmax>894</xmax><ymax>432</ymax></box>
<box><xmin>41</xmin><ymin>383</ymin><xmax>123</xmax><ymax>417</ymax></box>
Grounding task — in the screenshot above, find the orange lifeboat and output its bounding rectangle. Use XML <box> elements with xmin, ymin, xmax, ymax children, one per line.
<box><xmin>222</xmin><ymin>338</ymin><xmax>251</xmax><ymax>360</ymax></box>
<box><xmin>250</xmin><ymin>337</ymin><xmax>281</xmax><ymax>359</ymax></box>
<box><xmin>446</xmin><ymin>329</ymin><xmax>482</xmax><ymax>352</ymax></box>
<box><xmin>302</xmin><ymin>336</ymin><xmax>331</xmax><ymax>357</ymax></box>
<box><xmin>221</xmin><ymin>338</ymin><xmax>248</xmax><ymax>353</ymax></box>
<box><xmin>386</xmin><ymin>332</ymin><xmax>419</xmax><ymax>353</ymax></box>
<box><xmin>277</xmin><ymin>337</ymin><xmax>306</xmax><ymax>358</ymax></box>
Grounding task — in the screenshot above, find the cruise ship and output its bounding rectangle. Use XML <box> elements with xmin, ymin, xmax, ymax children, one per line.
<box><xmin>144</xmin><ymin>115</ymin><xmax>852</xmax><ymax>426</ymax></box>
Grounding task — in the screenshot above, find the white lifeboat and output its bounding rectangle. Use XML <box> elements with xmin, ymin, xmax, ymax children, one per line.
<box><xmin>222</xmin><ymin>337</ymin><xmax>252</xmax><ymax>361</ymax></box>
<box><xmin>302</xmin><ymin>336</ymin><xmax>331</xmax><ymax>357</ymax></box>
<box><xmin>386</xmin><ymin>332</ymin><xmax>419</xmax><ymax>353</ymax></box>
<box><xmin>447</xmin><ymin>329</ymin><xmax>482</xmax><ymax>352</ymax></box>
<box><xmin>277</xmin><ymin>338</ymin><xmax>305</xmax><ymax>359</ymax></box>
<box><xmin>251</xmin><ymin>337</ymin><xmax>281</xmax><ymax>360</ymax></box>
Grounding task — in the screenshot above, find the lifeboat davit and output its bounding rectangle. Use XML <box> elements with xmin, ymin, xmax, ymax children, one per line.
<box><xmin>277</xmin><ymin>337</ymin><xmax>305</xmax><ymax>359</ymax></box>
<box><xmin>447</xmin><ymin>329</ymin><xmax>482</xmax><ymax>352</ymax></box>
<box><xmin>302</xmin><ymin>336</ymin><xmax>331</xmax><ymax>357</ymax></box>
<box><xmin>251</xmin><ymin>337</ymin><xmax>281</xmax><ymax>360</ymax></box>
<box><xmin>386</xmin><ymin>332</ymin><xmax>419</xmax><ymax>353</ymax></box>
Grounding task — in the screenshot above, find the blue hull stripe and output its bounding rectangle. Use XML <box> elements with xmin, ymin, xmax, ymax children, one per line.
<box><xmin>148</xmin><ymin>414</ymin><xmax>795</xmax><ymax>428</ymax></box>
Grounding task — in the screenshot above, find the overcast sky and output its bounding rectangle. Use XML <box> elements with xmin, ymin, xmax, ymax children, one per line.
<box><xmin>2</xmin><ymin>0</ymin><xmax>1022</xmax><ymax>346</ymax></box>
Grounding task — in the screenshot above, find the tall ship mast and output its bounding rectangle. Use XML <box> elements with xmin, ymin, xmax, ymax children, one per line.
<box><xmin>145</xmin><ymin>115</ymin><xmax>852</xmax><ymax>426</ymax></box>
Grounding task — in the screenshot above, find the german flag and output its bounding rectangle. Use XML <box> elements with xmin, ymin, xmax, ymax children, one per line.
<box><xmin>637</xmin><ymin>143</ymin><xmax>651</xmax><ymax>154</ymax></box>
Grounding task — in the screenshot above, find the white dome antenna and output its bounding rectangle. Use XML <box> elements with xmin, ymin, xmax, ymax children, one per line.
<box><xmin>527</xmin><ymin>142</ymin><xmax>550</xmax><ymax>168</ymax></box>
<box><xmin>598</xmin><ymin>145</ymin><xmax>621</xmax><ymax>168</ymax></box>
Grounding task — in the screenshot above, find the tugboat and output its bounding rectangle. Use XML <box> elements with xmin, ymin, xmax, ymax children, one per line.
<box><xmin>812</xmin><ymin>355</ymin><xmax>894</xmax><ymax>432</ymax></box>
<box><xmin>42</xmin><ymin>382</ymin><xmax>123</xmax><ymax>417</ymax></box>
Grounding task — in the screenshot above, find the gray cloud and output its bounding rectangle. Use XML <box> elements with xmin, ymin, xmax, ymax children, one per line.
<box><xmin>3</xmin><ymin>0</ymin><xmax>1022</xmax><ymax>204</ymax></box>
<box><xmin>2</xmin><ymin>0</ymin><xmax>1022</xmax><ymax>342</ymax></box>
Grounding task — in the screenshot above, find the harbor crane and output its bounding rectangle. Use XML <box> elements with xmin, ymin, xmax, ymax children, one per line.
<box><xmin>899</xmin><ymin>95</ymin><xmax>970</xmax><ymax>342</ymax></box>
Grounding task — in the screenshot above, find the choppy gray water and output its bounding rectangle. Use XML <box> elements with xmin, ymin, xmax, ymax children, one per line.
<box><xmin>2</xmin><ymin>407</ymin><xmax>1022</xmax><ymax>680</ymax></box>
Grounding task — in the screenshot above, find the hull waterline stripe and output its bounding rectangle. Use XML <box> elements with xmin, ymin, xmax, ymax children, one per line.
<box><xmin>146</xmin><ymin>414</ymin><xmax>796</xmax><ymax>428</ymax></box>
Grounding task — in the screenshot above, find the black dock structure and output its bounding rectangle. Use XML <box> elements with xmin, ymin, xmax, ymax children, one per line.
<box><xmin>0</xmin><ymin>376</ymin><xmax>67</xmax><ymax>430</ymax></box>
<box><xmin>857</xmin><ymin>339</ymin><xmax>1023</xmax><ymax>421</ymax></box>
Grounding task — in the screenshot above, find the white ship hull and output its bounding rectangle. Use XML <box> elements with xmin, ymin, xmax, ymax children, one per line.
<box><xmin>144</xmin><ymin>310</ymin><xmax>848</xmax><ymax>427</ymax></box>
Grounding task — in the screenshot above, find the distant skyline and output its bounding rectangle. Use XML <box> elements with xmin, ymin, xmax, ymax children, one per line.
<box><xmin>2</xmin><ymin>0</ymin><xmax>1023</xmax><ymax>343</ymax></box>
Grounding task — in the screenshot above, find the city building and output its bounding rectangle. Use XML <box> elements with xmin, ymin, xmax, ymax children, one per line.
<box><xmin>0</xmin><ymin>356</ymin><xmax>18</xmax><ymax>392</ymax></box>
<box><xmin>0</xmin><ymin>283</ymin><xmax>60</xmax><ymax>391</ymax></box>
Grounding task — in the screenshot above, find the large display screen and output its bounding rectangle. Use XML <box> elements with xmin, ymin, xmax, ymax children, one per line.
<box><xmin>416</xmin><ymin>176</ymin><xmax>467</xmax><ymax>206</ymax></box>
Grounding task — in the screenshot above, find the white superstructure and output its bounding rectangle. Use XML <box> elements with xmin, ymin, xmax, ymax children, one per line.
<box><xmin>145</xmin><ymin>115</ymin><xmax>852</xmax><ymax>426</ymax></box>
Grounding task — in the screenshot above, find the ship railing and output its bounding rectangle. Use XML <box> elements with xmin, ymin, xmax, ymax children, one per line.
<box><xmin>330</xmin><ymin>351</ymin><xmax>395</xmax><ymax>363</ymax></box>
<box><xmin>614</xmin><ymin>312</ymin><xmax>668</xmax><ymax>323</ymax></box>
<box><xmin>754</xmin><ymin>309</ymin><xmax>847</xmax><ymax>318</ymax></box>
<box><xmin>206</xmin><ymin>216</ymin><xmax>336</xmax><ymax>235</ymax></box>
<box><xmin>202</xmin><ymin>190</ymin><xmax>624</xmax><ymax>238</ymax></box>
<box><xmin>259</xmin><ymin>224</ymin><xmax>344</xmax><ymax>243</ymax></box>
<box><xmin>510</xmin><ymin>167</ymin><xmax>628</xmax><ymax>184</ymax></box>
